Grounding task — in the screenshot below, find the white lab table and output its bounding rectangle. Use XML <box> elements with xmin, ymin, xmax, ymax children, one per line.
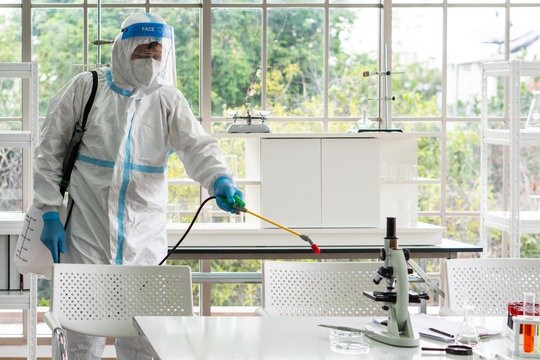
<box><xmin>133</xmin><ymin>316</ymin><xmax>516</xmax><ymax>360</ymax></box>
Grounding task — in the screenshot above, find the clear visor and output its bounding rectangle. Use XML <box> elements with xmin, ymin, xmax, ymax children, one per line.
<box><xmin>122</xmin><ymin>22</ymin><xmax>177</xmax><ymax>86</ymax></box>
<box><xmin>131</xmin><ymin>44</ymin><xmax>164</xmax><ymax>62</ymax></box>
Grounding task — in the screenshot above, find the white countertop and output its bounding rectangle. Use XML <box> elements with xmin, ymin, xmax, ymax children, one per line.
<box><xmin>133</xmin><ymin>315</ymin><xmax>513</xmax><ymax>360</ymax></box>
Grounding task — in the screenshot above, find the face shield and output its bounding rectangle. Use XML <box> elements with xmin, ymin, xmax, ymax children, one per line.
<box><xmin>111</xmin><ymin>13</ymin><xmax>177</xmax><ymax>89</ymax></box>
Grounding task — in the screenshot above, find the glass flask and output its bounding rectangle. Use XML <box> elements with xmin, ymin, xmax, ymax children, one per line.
<box><xmin>526</xmin><ymin>91</ymin><xmax>540</xmax><ymax>128</ymax></box>
<box><xmin>357</xmin><ymin>109</ymin><xmax>373</xmax><ymax>129</ymax></box>
<box><xmin>455</xmin><ymin>304</ymin><xmax>480</xmax><ymax>347</ymax></box>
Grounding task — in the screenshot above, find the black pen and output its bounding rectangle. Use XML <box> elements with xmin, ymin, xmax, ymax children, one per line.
<box><xmin>428</xmin><ymin>327</ymin><xmax>454</xmax><ymax>338</ymax></box>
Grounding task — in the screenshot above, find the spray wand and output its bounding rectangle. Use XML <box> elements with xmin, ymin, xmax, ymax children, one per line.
<box><xmin>221</xmin><ymin>195</ymin><xmax>320</xmax><ymax>254</ymax></box>
<box><xmin>159</xmin><ymin>195</ymin><xmax>320</xmax><ymax>265</ymax></box>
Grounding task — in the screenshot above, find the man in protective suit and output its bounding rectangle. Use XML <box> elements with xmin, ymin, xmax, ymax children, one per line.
<box><xmin>34</xmin><ymin>12</ymin><xmax>242</xmax><ymax>359</ymax></box>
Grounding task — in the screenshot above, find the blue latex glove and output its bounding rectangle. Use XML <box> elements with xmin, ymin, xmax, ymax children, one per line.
<box><xmin>40</xmin><ymin>211</ymin><xmax>66</xmax><ymax>263</ymax></box>
<box><xmin>214</xmin><ymin>177</ymin><xmax>244</xmax><ymax>214</ymax></box>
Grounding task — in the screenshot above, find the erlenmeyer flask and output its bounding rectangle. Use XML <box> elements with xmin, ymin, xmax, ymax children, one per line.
<box><xmin>455</xmin><ymin>304</ymin><xmax>480</xmax><ymax>347</ymax></box>
<box><xmin>526</xmin><ymin>91</ymin><xmax>540</xmax><ymax>128</ymax></box>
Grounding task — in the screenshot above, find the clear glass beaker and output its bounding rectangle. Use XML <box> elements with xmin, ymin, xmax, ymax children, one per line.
<box><xmin>526</xmin><ymin>91</ymin><xmax>540</xmax><ymax>128</ymax></box>
<box><xmin>455</xmin><ymin>304</ymin><xmax>480</xmax><ymax>347</ymax></box>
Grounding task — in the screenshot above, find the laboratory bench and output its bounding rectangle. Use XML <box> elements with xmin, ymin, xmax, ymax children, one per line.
<box><xmin>167</xmin><ymin>238</ymin><xmax>482</xmax><ymax>260</ymax></box>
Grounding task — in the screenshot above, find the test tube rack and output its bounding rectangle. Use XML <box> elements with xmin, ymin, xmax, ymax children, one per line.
<box><xmin>512</xmin><ymin>316</ymin><xmax>540</xmax><ymax>358</ymax></box>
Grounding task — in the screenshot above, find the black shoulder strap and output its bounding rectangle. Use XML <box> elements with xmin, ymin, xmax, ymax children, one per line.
<box><xmin>59</xmin><ymin>70</ymin><xmax>98</xmax><ymax>196</ymax></box>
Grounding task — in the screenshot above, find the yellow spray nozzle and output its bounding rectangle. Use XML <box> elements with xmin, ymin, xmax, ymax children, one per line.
<box><xmin>215</xmin><ymin>195</ymin><xmax>320</xmax><ymax>254</ymax></box>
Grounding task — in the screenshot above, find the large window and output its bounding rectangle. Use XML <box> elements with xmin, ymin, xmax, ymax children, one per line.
<box><xmin>3</xmin><ymin>1</ymin><xmax>540</xmax><ymax>249</ymax></box>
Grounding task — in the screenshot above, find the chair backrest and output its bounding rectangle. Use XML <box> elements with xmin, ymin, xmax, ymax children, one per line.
<box><xmin>50</xmin><ymin>264</ymin><xmax>193</xmax><ymax>337</ymax></box>
<box><xmin>261</xmin><ymin>260</ymin><xmax>386</xmax><ymax>316</ymax></box>
<box><xmin>445</xmin><ymin>258</ymin><xmax>540</xmax><ymax>316</ymax></box>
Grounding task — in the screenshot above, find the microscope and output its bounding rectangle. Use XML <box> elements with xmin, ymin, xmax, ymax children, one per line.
<box><xmin>362</xmin><ymin>217</ymin><xmax>429</xmax><ymax>347</ymax></box>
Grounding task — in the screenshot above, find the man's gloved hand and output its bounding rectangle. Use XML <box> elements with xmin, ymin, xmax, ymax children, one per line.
<box><xmin>214</xmin><ymin>177</ymin><xmax>244</xmax><ymax>214</ymax></box>
<box><xmin>40</xmin><ymin>211</ymin><xmax>65</xmax><ymax>263</ymax></box>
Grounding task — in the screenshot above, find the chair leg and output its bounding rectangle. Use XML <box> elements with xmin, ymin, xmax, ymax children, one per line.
<box><xmin>52</xmin><ymin>328</ymin><xmax>68</xmax><ymax>360</ymax></box>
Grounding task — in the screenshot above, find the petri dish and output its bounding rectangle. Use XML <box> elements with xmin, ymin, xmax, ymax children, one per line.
<box><xmin>329</xmin><ymin>329</ymin><xmax>370</xmax><ymax>354</ymax></box>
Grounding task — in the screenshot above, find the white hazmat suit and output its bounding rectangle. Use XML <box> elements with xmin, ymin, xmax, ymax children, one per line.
<box><xmin>34</xmin><ymin>13</ymin><xmax>233</xmax><ymax>359</ymax></box>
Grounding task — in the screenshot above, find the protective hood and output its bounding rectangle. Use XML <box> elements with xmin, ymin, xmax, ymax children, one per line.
<box><xmin>110</xmin><ymin>13</ymin><xmax>176</xmax><ymax>94</ymax></box>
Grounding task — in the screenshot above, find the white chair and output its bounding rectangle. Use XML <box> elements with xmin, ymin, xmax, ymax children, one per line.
<box><xmin>445</xmin><ymin>258</ymin><xmax>540</xmax><ymax>316</ymax></box>
<box><xmin>260</xmin><ymin>260</ymin><xmax>387</xmax><ymax>317</ymax></box>
<box><xmin>44</xmin><ymin>263</ymin><xmax>193</xmax><ymax>359</ymax></box>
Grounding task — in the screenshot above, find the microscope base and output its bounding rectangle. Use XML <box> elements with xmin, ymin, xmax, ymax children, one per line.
<box><xmin>363</xmin><ymin>323</ymin><xmax>420</xmax><ymax>347</ymax></box>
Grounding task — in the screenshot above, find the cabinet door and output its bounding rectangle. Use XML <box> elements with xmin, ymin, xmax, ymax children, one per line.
<box><xmin>261</xmin><ymin>139</ymin><xmax>321</xmax><ymax>228</ymax></box>
<box><xmin>321</xmin><ymin>138</ymin><xmax>379</xmax><ymax>227</ymax></box>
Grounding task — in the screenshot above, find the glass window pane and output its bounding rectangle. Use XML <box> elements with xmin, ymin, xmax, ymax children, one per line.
<box><xmin>269</xmin><ymin>0</ymin><xmax>323</xmax><ymax>4</ymax></box>
<box><xmin>167</xmin><ymin>185</ymin><xmax>201</xmax><ymax>223</ymax></box>
<box><xmin>485</xmin><ymin>76</ymin><xmax>505</xmax><ymax>118</ymax></box>
<box><xmin>328</xmin><ymin>120</ymin><xmax>377</xmax><ymax>132</ymax></box>
<box><xmin>522</xmin><ymin>234</ymin><xmax>540</xmax><ymax>258</ymax></box>
<box><xmin>0</xmin><ymin>310</ymin><xmax>22</xmax><ymax>336</ymax></box>
<box><xmin>392</xmin><ymin>120</ymin><xmax>441</xmax><ymax>132</ymax></box>
<box><xmin>218</xmin><ymin>138</ymin><xmax>245</xmax><ymax>178</ymax></box>
<box><xmin>417</xmin><ymin>135</ymin><xmax>440</xmax><ymax>179</ymax></box>
<box><xmin>419</xmin><ymin>216</ymin><xmax>440</xmax><ymax>227</ymax></box>
<box><xmin>168</xmin><ymin>152</ymin><xmax>187</xmax><ymax>179</ymax></box>
<box><xmin>419</xmin><ymin>184</ymin><xmax>440</xmax><ymax>212</ymax></box>
<box><xmin>212</xmin><ymin>121</ymin><xmax>229</xmax><ymax>133</ymax></box>
<box><xmin>89</xmin><ymin>0</ymin><xmax>143</xmax><ymax>4</ymax></box>
<box><xmin>213</xmin><ymin>0</ymin><xmax>260</xmax><ymax>4</ymax></box>
<box><xmin>32</xmin><ymin>8</ymin><xmax>83</xmax><ymax>116</ymax></box>
<box><xmin>446</xmin><ymin>122</ymin><xmax>480</xmax><ymax>212</ymax></box>
<box><xmin>329</xmin><ymin>8</ymin><xmax>378</xmax><ymax>118</ymax></box>
<box><xmin>392</xmin><ymin>8</ymin><xmax>442</xmax><ymax>117</ymax></box>
<box><xmin>32</xmin><ymin>0</ymin><xmax>80</xmax><ymax>4</ymax></box>
<box><xmin>211</xmin><ymin>259</ymin><xmax>261</xmax><ymax>307</ymax></box>
<box><xmin>0</xmin><ymin>147</ymin><xmax>22</xmax><ymax>211</ymax></box>
<box><xmin>393</xmin><ymin>0</ymin><xmax>442</xmax><ymax>3</ymax></box>
<box><xmin>268</xmin><ymin>8</ymin><xmax>323</xmax><ymax>116</ymax></box>
<box><xmin>331</xmin><ymin>0</ymin><xmax>380</xmax><ymax>4</ymax></box>
<box><xmin>212</xmin><ymin>9</ymin><xmax>261</xmax><ymax>116</ymax></box>
<box><xmin>156</xmin><ymin>0</ymin><xmax>200</xmax><ymax>3</ymax></box>
<box><xmin>0</xmin><ymin>9</ymin><xmax>21</xmax><ymax>61</ymax></box>
<box><xmin>510</xmin><ymin>7</ymin><xmax>540</xmax><ymax>61</ymax></box>
<box><xmin>446</xmin><ymin>216</ymin><xmax>481</xmax><ymax>247</ymax></box>
<box><xmin>449</xmin><ymin>0</ymin><xmax>503</xmax><ymax>2</ymax></box>
<box><xmin>157</xmin><ymin>8</ymin><xmax>200</xmax><ymax>115</ymax></box>
<box><xmin>486</xmin><ymin>144</ymin><xmax>504</xmax><ymax>211</ymax></box>
<box><xmin>88</xmin><ymin>8</ymin><xmax>143</xmax><ymax>67</ymax></box>
<box><xmin>0</xmin><ymin>78</ymin><xmax>22</xmax><ymax>120</ymax></box>
<box><xmin>522</xmin><ymin>77</ymin><xmax>540</xmax><ymax>119</ymax></box>
<box><xmin>269</xmin><ymin>121</ymin><xmax>323</xmax><ymax>132</ymax></box>
<box><xmin>211</xmin><ymin>283</ymin><xmax>260</xmax><ymax>308</ymax></box>
<box><xmin>522</xmin><ymin>147</ymin><xmax>540</xmax><ymax>210</ymax></box>
<box><xmin>448</xmin><ymin>7</ymin><xmax>505</xmax><ymax>117</ymax></box>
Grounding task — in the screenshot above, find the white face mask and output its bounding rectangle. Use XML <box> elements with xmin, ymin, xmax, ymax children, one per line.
<box><xmin>131</xmin><ymin>58</ymin><xmax>162</xmax><ymax>87</ymax></box>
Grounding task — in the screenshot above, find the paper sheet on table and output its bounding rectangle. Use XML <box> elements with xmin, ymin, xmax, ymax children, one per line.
<box><xmin>410</xmin><ymin>314</ymin><xmax>501</xmax><ymax>342</ymax></box>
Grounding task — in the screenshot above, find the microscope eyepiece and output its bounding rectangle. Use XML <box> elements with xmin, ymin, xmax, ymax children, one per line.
<box><xmin>385</xmin><ymin>217</ymin><xmax>397</xmax><ymax>239</ymax></box>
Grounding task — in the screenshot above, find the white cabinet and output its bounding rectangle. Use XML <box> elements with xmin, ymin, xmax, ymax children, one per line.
<box><xmin>321</xmin><ymin>139</ymin><xmax>380</xmax><ymax>227</ymax></box>
<box><xmin>261</xmin><ymin>137</ymin><xmax>379</xmax><ymax>228</ymax></box>
<box><xmin>261</xmin><ymin>138</ymin><xmax>322</xmax><ymax>227</ymax></box>
<box><xmin>480</xmin><ymin>60</ymin><xmax>540</xmax><ymax>257</ymax></box>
